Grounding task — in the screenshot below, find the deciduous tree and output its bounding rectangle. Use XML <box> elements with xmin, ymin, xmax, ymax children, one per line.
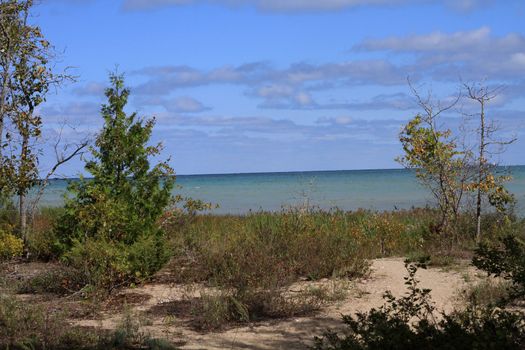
<box><xmin>463</xmin><ymin>83</ymin><xmax>516</xmax><ymax>241</ymax></box>
<box><xmin>0</xmin><ymin>0</ymin><xmax>84</xmax><ymax>243</ymax></box>
<box><xmin>397</xmin><ymin>84</ymin><xmax>469</xmax><ymax>237</ymax></box>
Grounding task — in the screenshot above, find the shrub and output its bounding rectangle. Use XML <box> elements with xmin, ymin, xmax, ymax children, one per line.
<box><xmin>127</xmin><ymin>233</ymin><xmax>171</xmax><ymax>279</ymax></box>
<box><xmin>473</xmin><ymin>234</ymin><xmax>525</xmax><ymax>299</ymax></box>
<box><xmin>26</xmin><ymin>207</ymin><xmax>64</xmax><ymax>260</ymax></box>
<box><xmin>17</xmin><ymin>264</ymin><xmax>87</xmax><ymax>295</ymax></box>
<box><xmin>0</xmin><ymin>294</ymin><xmax>97</xmax><ymax>349</ymax></box>
<box><xmin>105</xmin><ymin>307</ymin><xmax>177</xmax><ymax>350</ymax></box>
<box><xmin>459</xmin><ymin>278</ymin><xmax>511</xmax><ymax>308</ymax></box>
<box><xmin>0</xmin><ymin>229</ymin><xmax>23</xmax><ymax>260</ymax></box>
<box><xmin>178</xmin><ymin>209</ymin><xmax>370</xmax><ymax>283</ymax></box>
<box><xmin>0</xmin><ymin>198</ymin><xmax>17</xmax><ymax>233</ymax></box>
<box><xmin>64</xmin><ymin>234</ymin><xmax>170</xmax><ymax>291</ymax></box>
<box><xmin>0</xmin><ymin>294</ymin><xmax>176</xmax><ymax>349</ymax></box>
<box><xmin>26</xmin><ymin>226</ymin><xmax>62</xmax><ymax>261</ymax></box>
<box><xmin>189</xmin><ymin>292</ymin><xmax>250</xmax><ymax>330</ymax></box>
<box><xmin>364</xmin><ymin>213</ymin><xmax>409</xmax><ymax>257</ymax></box>
<box><xmin>169</xmin><ymin>209</ymin><xmax>368</xmax><ymax>329</ymax></box>
<box><xmin>186</xmin><ymin>284</ymin><xmax>341</xmax><ymax>331</ymax></box>
<box><xmin>313</xmin><ymin>260</ymin><xmax>525</xmax><ymax>350</ymax></box>
<box><xmin>56</xmin><ymin>224</ymin><xmax>171</xmax><ymax>295</ymax></box>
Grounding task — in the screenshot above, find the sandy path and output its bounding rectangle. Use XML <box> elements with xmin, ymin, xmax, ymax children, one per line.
<box><xmin>75</xmin><ymin>258</ymin><xmax>476</xmax><ymax>349</ymax></box>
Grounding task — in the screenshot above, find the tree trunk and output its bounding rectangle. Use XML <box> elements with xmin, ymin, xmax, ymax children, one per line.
<box><xmin>475</xmin><ymin>190</ymin><xmax>482</xmax><ymax>242</ymax></box>
<box><xmin>18</xmin><ymin>118</ymin><xmax>30</xmax><ymax>243</ymax></box>
<box><xmin>476</xmin><ymin>100</ymin><xmax>486</xmax><ymax>242</ymax></box>
<box><xmin>19</xmin><ymin>192</ymin><xmax>26</xmax><ymax>243</ymax></box>
<box><xmin>0</xmin><ymin>67</ymin><xmax>11</xmax><ymax>158</ymax></box>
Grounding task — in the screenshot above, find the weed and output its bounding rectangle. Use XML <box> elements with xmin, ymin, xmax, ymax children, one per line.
<box><xmin>460</xmin><ymin>278</ymin><xmax>511</xmax><ymax>307</ymax></box>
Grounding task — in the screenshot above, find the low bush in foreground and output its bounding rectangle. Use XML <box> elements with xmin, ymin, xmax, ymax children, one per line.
<box><xmin>0</xmin><ymin>294</ymin><xmax>96</xmax><ymax>349</ymax></box>
<box><xmin>185</xmin><ymin>282</ymin><xmax>346</xmax><ymax>331</ymax></box>
<box><xmin>313</xmin><ymin>260</ymin><xmax>525</xmax><ymax>350</ymax></box>
<box><xmin>64</xmin><ymin>234</ymin><xmax>170</xmax><ymax>293</ymax></box>
<box><xmin>473</xmin><ymin>234</ymin><xmax>525</xmax><ymax>299</ymax></box>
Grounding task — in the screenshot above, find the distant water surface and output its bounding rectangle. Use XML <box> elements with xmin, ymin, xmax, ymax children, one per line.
<box><xmin>38</xmin><ymin>166</ymin><xmax>525</xmax><ymax>216</ymax></box>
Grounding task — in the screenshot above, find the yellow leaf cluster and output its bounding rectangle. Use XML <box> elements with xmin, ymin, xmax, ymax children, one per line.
<box><xmin>0</xmin><ymin>230</ymin><xmax>24</xmax><ymax>260</ymax></box>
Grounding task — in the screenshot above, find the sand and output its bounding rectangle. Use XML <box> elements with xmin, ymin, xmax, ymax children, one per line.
<box><xmin>72</xmin><ymin>258</ymin><xmax>480</xmax><ymax>349</ymax></box>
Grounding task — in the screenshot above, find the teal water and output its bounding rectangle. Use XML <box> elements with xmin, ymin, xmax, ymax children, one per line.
<box><xmin>39</xmin><ymin>166</ymin><xmax>525</xmax><ymax>216</ymax></box>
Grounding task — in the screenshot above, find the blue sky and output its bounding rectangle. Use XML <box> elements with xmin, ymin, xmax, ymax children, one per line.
<box><xmin>34</xmin><ymin>0</ymin><xmax>524</xmax><ymax>175</ymax></box>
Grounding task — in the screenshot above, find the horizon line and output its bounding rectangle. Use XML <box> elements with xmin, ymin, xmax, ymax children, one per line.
<box><xmin>48</xmin><ymin>164</ymin><xmax>525</xmax><ymax>180</ymax></box>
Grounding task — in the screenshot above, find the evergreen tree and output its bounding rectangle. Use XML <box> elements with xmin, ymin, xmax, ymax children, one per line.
<box><xmin>57</xmin><ymin>73</ymin><xmax>174</xmax><ymax>288</ymax></box>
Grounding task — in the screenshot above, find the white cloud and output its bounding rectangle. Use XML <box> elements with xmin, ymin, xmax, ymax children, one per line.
<box><xmin>253</xmin><ymin>84</ymin><xmax>295</xmax><ymax>98</ymax></box>
<box><xmin>133</xmin><ymin>60</ymin><xmax>405</xmax><ymax>101</ymax></box>
<box><xmin>356</xmin><ymin>27</ymin><xmax>525</xmax><ymax>81</ymax></box>
<box><xmin>164</xmin><ymin>96</ymin><xmax>211</xmax><ymax>113</ymax></box>
<box><xmin>510</xmin><ymin>53</ymin><xmax>525</xmax><ymax>67</ymax></box>
<box><xmin>72</xmin><ymin>82</ymin><xmax>106</xmax><ymax>96</ymax></box>
<box><xmin>317</xmin><ymin>116</ymin><xmax>353</xmax><ymax>125</ymax></box>
<box><xmin>294</xmin><ymin>92</ymin><xmax>314</xmax><ymax>106</ymax></box>
<box><xmin>134</xmin><ymin>95</ymin><xmax>211</xmax><ymax>113</ymax></box>
<box><xmin>356</xmin><ymin>27</ymin><xmax>525</xmax><ymax>54</ymax></box>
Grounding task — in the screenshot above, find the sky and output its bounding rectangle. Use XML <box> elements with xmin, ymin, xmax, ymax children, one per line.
<box><xmin>33</xmin><ymin>0</ymin><xmax>525</xmax><ymax>176</ymax></box>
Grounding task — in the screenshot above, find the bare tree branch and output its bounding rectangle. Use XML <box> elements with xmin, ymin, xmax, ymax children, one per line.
<box><xmin>28</xmin><ymin>127</ymin><xmax>89</xmax><ymax>220</ymax></box>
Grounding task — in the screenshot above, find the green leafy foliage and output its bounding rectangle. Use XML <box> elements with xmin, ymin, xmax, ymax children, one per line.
<box><xmin>473</xmin><ymin>234</ymin><xmax>525</xmax><ymax>299</ymax></box>
<box><xmin>397</xmin><ymin>114</ymin><xmax>468</xmax><ymax>236</ymax></box>
<box><xmin>0</xmin><ymin>0</ymin><xmax>73</xmax><ymax>241</ymax></box>
<box><xmin>313</xmin><ymin>260</ymin><xmax>525</xmax><ymax>350</ymax></box>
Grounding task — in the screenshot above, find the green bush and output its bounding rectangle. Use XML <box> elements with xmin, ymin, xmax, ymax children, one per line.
<box><xmin>64</xmin><ymin>233</ymin><xmax>170</xmax><ymax>291</ymax></box>
<box><xmin>313</xmin><ymin>260</ymin><xmax>525</xmax><ymax>350</ymax></box>
<box><xmin>473</xmin><ymin>234</ymin><xmax>525</xmax><ymax>299</ymax></box>
<box><xmin>0</xmin><ymin>198</ymin><xmax>17</xmax><ymax>233</ymax></box>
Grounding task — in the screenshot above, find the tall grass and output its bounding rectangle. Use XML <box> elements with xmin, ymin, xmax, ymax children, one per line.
<box><xmin>3</xmin><ymin>205</ymin><xmax>523</xmax><ymax>332</ymax></box>
<box><xmin>163</xmin><ymin>207</ymin><xmax>472</xmax><ymax>329</ymax></box>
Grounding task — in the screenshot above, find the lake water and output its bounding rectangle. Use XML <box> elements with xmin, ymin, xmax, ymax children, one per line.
<box><xmin>38</xmin><ymin>166</ymin><xmax>525</xmax><ymax>216</ymax></box>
